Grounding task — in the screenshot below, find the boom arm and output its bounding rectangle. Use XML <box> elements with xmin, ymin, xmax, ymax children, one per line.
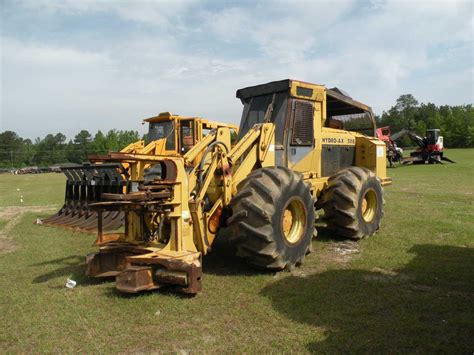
<box><xmin>188</xmin><ymin>123</ymin><xmax>275</xmax><ymax>254</ymax></box>
<box><xmin>391</xmin><ymin>129</ymin><xmax>425</xmax><ymax>148</ymax></box>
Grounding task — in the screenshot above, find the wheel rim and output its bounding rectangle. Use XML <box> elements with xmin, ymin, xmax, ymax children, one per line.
<box><xmin>361</xmin><ymin>188</ymin><xmax>377</xmax><ymax>223</ymax></box>
<box><xmin>281</xmin><ymin>198</ymin><xmax>306</xmax><ymax>244</ymax></box>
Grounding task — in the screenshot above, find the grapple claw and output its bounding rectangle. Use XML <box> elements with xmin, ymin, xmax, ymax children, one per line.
<box><xmin>40</xmin><ymin>164</ymin><xmax>128</xmax><ymax>233</ymax></box>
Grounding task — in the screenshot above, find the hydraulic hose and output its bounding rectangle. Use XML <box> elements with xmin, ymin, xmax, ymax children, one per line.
<box><xmin>196</xmin><ymin>141</ymin><xmax>230</xmax><ymax>191</ymax></box>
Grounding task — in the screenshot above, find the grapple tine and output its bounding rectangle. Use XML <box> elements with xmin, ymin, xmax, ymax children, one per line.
<box><xmin>50</xmin><ymin>169</ymin><xmax>89</xmax><ymax>227</ymax></box>
<box><xmin>42</xmin><ymin>169</ymin><xmax>80</xmax><ymax>224</ymax></box>
<box><xmin>101</xmin><ymin>211</ymin><xmax>122</xmax><ymax>231</ymax></box>
<box><xmin>70</xmin><ymin>211</ymin><xmax>98</xmax><ymax>229</ymax></box>
<box><xmin>107</xmin><ymin>211</ymin><xmax>125</xmax><ymax>230</ymax></box>
<box><xmin>42</xmin><ymin>179</ymin><xmax>73</xmax><ymax>223</ymax></box>
<box><xmin>40</xmin><ymin>163</ymin><xmax>128</xmax><ymax>233</ymax></box>
<box><xmin>59</xmin><ymin>167</ymin><xmax>95</xmax><ymax>226</ymax></box>
<box><xmin>98</xmin><ymin>166</ymin><xmax>128</xmax><ymax>232</ymax></box>
<box><xmin>68</xmin><ymin>167</ymin><xmax>104</xmax><ymax>230</ymax></box>
<box><xmin>71</xmin><ymin>213</ymin><xmax>98</xmax><ymax>231</ymax></box>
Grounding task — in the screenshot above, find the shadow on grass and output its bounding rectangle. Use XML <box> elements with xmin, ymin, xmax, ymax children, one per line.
<box><xmin>102</xmin><ymin>285</ymin><xmax>197</xmax><ymax>300</ymax></box>
<box><xmin>203</xmin><ymin>242</ymin><xmax>268</xmax><ymax>276</ymax></box>
<box><xmin>261</xmin><ymin>244</ymin><xmax>474</xmax><ymax>353</ymax></box>
<box><xmin>203</xmin><ymin>226</ymin><xmax>349</xmax><ymax>276</ymax></box>
<box><xmin>30</xmin><ymin>255</ymin><xmax>99</xmax><ymax>285</ymax></box>
<box><xmin>313</xmin><ymin>227</ymin><xmax>348</xmax><ymax>243</ymax></box>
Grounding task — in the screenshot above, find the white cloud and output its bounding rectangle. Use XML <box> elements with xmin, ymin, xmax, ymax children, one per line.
<box><xmin>17</xmin><ymin>0</ymin><xmax>196</xmax><ymax>27</ymax></box>
<box><xmin>1</xmin><ymin>0</ymin><xmax>473</xmax><ymax>139</ymax></box>
<box><xmin>203</xmin><ymin>7</ymin><xmax>251</xmax><ymax>43</ymax></box>
<box><xmin>201</xmin><ymin>1</ymin><xmax>355</xmax><ymax>63</ymax></box>
<box><xmin>4</xmin><ymin>38</ymin><xmax>113</xmax><ymax>67</ymax></box>
<box><xmin>0</xmin><ymin>36</ymin><xmax>254</xmax><ymax>138</ymax></box>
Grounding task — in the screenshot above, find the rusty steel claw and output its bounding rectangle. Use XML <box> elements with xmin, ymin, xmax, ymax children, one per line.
<box><xmin>100</xmin><ymin>211</ymin><xmax>124</xmax><ymax>231</ymax></box>
<box><xmin>116</xmin><ymin>251</ymin><xmax>202</xmax><ymax>294</ymax></box>
<box><xmin>40</xmin><ymin>163</ymin><xmax>128</xmax><ymax>233</ymax></box>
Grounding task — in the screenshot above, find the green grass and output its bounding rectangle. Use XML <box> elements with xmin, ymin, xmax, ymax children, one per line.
<box><xmin>0</xmin><ymin>172</ymin><xmax>65</xmax><ymax>207</ymax></box>
<box><xmin>0</xmin><ymin>149</ymin><xmax>473</xmax><ymax>352</ymax></box>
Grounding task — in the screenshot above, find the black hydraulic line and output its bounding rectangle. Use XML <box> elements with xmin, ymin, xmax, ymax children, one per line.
<box><xmin>442</xmin><ymin>156</ymin><xmax>456</xmax><ymax>163</ymax></box>
<box><xmin>196</xmin><ymin>141</ymin><xmax>230</xmax><ymax>189</ymax></box>
<box><xmin>391</xmin><ymin>129</ymin><xmax>425</xmax><ymax>148</ymax></box>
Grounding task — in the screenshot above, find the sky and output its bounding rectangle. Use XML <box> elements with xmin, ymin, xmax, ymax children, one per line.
<box><xmin>0</xmin><ymin>0</ymin><xmax>473</xmax><ymax>140</ymax></box>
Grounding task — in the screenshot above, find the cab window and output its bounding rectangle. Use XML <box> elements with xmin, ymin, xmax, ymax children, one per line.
<box><xmin>147</xmin><ymin>121</ymin><xmax>175</xmax><ymax>150</ymax></box>
<box><xmin>180</xmin><ymin>121</ymin><xmax>194</xmax><ymax>153</ymax></box>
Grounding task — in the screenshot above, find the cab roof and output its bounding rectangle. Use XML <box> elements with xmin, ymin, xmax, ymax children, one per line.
<box><xmin>143</xmin><ymin>112</ymin><xmax>239</xmax><ymax>130</ymax></box>
<box><xmin>143</xmin><ymin>112</ymin><xmax>193</xmax><ymax>123</ymax></box>
<box><xmin>236</xmin><ymin>79</ymin><xmax>373</xmax><ymax>115</ymax></box>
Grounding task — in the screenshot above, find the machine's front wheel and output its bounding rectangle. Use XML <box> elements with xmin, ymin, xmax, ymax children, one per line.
<box><xmin>227</xmin><ymin>167</ymin><xmax>314</xmax><ymax>270</ymax></box>
<box><xmin>318</xmin><ymin>167</ymin><xmax>384</xmax><ymax>240</ymax></box>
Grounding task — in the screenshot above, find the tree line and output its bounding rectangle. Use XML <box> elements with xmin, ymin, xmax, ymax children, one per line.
<box><xmin>1</xmin><ymin>94</ymin><xmax>473</xmax><ymax>168</ymax></box>
<box><xmin>0</xmin><ymin>129</ymin><xmax>141</xmax><ymax>168</ymax></box>
<box><xmin>376</xmin><ymin>94</ymin><xmax>473</xmax><ymax>148</ymax></box>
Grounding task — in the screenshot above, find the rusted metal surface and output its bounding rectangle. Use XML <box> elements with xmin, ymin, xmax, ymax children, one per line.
<box><xmin>155</xmin><ymin>269</ymin><xmax>188</xmax><ymax>287</ymax></box>
<box><xmin>85</xmin><ymin>244</ymin><xmax>152</xmax><ymax>277</ymax></box>
<box><xmin>90</xmin><ymin>243</ymin><xmax>203</xmax><ymax>294</ymax></box>
<box><xmin>90</xmin><ymin>193</ymin><xmax>173</xmax><ymax>215</ymax></box>
<box><xmin>115</xmin><ymin>250</ymin><xmax>202</xmax><ymax>294</ymax></box>
<box><xmin>86</xmin><ymin>251</ymin><xmax>130</xmax><ymax>277</ymax></box>
<box><xmin>102</xmin><ymin>190</ymin><xmax>171</xmax><ymax>201</ymax></box>
<box><xmin>94</xmin><ymin>233</ymin><xmax>122</xmax><ymax>245</ymax></box>
<box><xmin>116</xmin><ymin>266</ymin><xmax>158</xmax><ymax>293</ymax></box>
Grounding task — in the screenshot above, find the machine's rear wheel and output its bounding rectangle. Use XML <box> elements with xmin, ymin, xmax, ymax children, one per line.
<box><xmin>318</xmin><ymin>167</ymin><xmax>384</xmax><ymax>240</ymax></box>
<box><xmin>227</xmin><ymin>167</ymin><xmax>314</xmax><ymax>270</ymax></box>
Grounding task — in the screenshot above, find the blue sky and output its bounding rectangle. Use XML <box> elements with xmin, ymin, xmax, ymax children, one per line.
<box><xmin>1</xmin><ymin>0</ymin><xmax>473</xmax><ymax>139</ymax></box>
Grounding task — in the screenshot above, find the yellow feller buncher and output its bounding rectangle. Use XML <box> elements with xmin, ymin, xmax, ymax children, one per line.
<box><xmin>86</xmin><ymin>79</ymin><xmax>392</xmax><ymax>294</ymax></box>
<box><xmin>41</xmin><ymin>113</ymin><xmax>237</xmax><ymax>233</ymax></box>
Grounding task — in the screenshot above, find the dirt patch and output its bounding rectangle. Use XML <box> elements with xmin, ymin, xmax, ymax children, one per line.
<box><xmin>363</xmin><ymin>267</ymin><xmax>411</xmax><ymax>283</ymax></box>
<box><xmin>328</xmin><ymin>241</ymin><xmax>360</xmax><ymax>263</ymax></box>
<box><xmin>290</xmin><ymin>240</ymin><xmax>361</xmax><ymax>277</ymax></box>
<box><xmin>0</xmin><ymin>205</ymin><xmax>57</xmax><ymax>254</ymax></box>
<box><xmin>0</xmin><ymin>205</ymin><xmax>57</xmax><ymax>220</ymax></box>
<box><xmin>0</xmin><ymin>238</ymin><xmax>16</xmax><ymax>254</ymax></box>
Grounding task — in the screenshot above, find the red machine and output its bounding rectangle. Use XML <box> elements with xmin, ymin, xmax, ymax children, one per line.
<box><xmin>376</xmin><ymin>126</ymin><xmax>403</xmax><ymax>167</ymax></box>
<box><xmin>378</xmin><ymin>127</ymin><xmax>455</xmax><ymax>165</ymax></box>
<box><xmin>425</xmin><ymin>129</ymin><xmax>444</xmax><ymax>153</ymax></box>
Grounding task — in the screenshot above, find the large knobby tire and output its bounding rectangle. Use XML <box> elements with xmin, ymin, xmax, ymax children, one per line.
<box><xmin>227</xmin><ymin>167</ymin><xmax>314</xmax><ymax>270</ymax></box>
<box><xmin>318</xmin><ymin>167</ymin><xmax>384</xmax><ymax>240</ymax></box>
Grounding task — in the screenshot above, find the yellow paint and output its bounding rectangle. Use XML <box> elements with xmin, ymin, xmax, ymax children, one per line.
<box><xmin>355</xmin><ymin>136</ymin><xmax>388</xmax><ymax>180</ymax></box>
<box><xmin>94</xmin><ymin>79</ymin><xmax>391</xmax><ymax>275</ymax></box>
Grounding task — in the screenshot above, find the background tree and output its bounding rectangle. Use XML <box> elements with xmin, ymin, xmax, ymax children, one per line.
<box><xmin>92</xmin><ymin>130</ymin><xmax>108</xmax><ymax>155</ymax></box>
<box><xmin>31</xmin><ymin>133</ymin><xmax>67</xmax><ymax>165</ymax></box>
<box><xmin>378</xmin><ymin>95</ymin><xmax>473</xmax><ymax>148</ymax></box>
<box><xmin>1</xmin><ymin>97</ymin><xmax>472</xmax><ymax>168</ymax></box>
<box><xmin>72</xmin><ymin>130</ymin><xmax>92</xmax><ymax>163</ymax></box>
<box><xmin>0</xmin><ymin>131</ymin><xmax>23</xmax><ymax>168</ymax></box>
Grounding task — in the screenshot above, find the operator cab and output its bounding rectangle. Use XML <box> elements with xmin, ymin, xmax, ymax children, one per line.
<box><xmin>425</xmin><ymin>129</ymin><xmax>440</xmax><ymax>145</ymax></box>
<box><xmin>144</xmin><ymin>112</ymin><xmax>199</xmax><ymax>154</ymax></box>
<box><xmin>144</xmin><ymin>112</ymin><xmax>239</xmax><ymax>155</ymax></box>
<box><xmin>425</xmin><ymin>129</ymin><xmax>443</xmax><ymax>150</ymax></box>
<box><xmin>236</xmin><ymin>79</ymin><xmax>376</xmax><ymax>173</ymax></box>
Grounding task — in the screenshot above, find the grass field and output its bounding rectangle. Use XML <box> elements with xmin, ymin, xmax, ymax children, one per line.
<box><xmin>0</xmin><ymin>149</ymin><xmax>473</xmax><ymax>353</ymax></box>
